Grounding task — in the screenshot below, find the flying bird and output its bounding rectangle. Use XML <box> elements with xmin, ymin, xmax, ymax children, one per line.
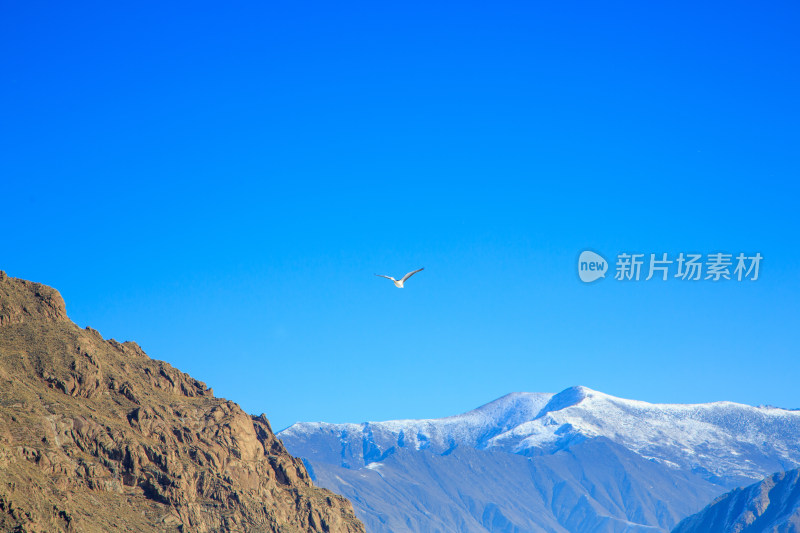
<box><xmin>375</xmin><ymin>268</ymin><xmax>424</xmax><ymax>288</ymax></box>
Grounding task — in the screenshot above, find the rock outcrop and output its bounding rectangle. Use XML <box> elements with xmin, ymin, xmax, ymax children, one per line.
<box><xmin>0</xmin><ymin>272</ymin><xmax>365</xmax><ymax>533</ymax></box>
<box><xmin>672</xmin><ymin>469</ymin><xmax>800</xmax><ymax>533</ymax></box>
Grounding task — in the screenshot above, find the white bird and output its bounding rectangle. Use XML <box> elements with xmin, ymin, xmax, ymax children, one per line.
<box><xmin>375</xmin><ymin>267</ymin><xmax>424</xmax><ymax>288</ymax></box>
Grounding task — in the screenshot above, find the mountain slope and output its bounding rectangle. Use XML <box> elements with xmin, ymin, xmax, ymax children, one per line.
<box><xmin>308</xmin><ymin>438</ymin><xmax>722</xmax><ymax>533</ymax></box>
<box><xmin>0</xmin><ymin>272</ymin><xmax>365</xmax><ymax>533</ymax></box>
<box><xmin>280</xmin><ymin>387</ymin><xmax>800</xmax><ymax>532</ymax></box>
<box><xmin>672</xmin><ymin>469</ymin><xmax>800</xmax><ymax>533</ymax></box>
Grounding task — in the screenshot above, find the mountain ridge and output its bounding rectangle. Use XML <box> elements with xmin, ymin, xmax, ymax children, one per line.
<box><xmin>672</xmin><ymin>468</ymin><xmax>800</xmax><ymax>533</ymax></box>
<box><xmin>283</xmin><ymin>385</ymin><xmax>800</xmax><ymax>482</ymax></box>
<box><xmin>281</xmin><ymin>386</ymin><xmax>800</xmax><ymax>532</ymax></box>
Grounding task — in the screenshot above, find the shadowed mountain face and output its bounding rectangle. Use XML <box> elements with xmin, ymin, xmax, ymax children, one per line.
<box><xmin>672</xmin><ymin>469</ymin><xmax>800</xmax><ymax>533</ymax></box>
<box><xmin>0</xmin><ymin>272</ymin><xmax>364</xmax><ymax>533</ymax></box>
<box><xmin>307</xmin><ymin>438</ymin><xmax>721</xmax><ymax>533</ymax></box>
<box><xmin>280</xmin><ymin>387</ymin><xmax>800</xmax><ymax>533</ymax></box>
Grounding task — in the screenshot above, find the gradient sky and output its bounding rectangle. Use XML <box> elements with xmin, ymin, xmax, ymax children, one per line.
<box><xmin>2</xmin><ymin>2</ymin><xmax>799</xmax><ymax>431</ymax></box>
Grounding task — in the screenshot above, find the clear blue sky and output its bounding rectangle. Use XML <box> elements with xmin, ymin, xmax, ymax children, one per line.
<box><xmin>2</xmin><ymin>2</ymin><xmax>798</xmax><ymax>431</ymax></box>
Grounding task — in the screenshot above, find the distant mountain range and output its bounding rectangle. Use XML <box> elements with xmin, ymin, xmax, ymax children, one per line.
<box><xmin>280</xmin><ymin>386</ymin><xmax>800</xmax><ymax>533</ymax></box>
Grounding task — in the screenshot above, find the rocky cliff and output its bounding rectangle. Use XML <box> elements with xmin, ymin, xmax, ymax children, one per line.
<box><xmin>0</xmin><ymin>272</ymin><xmax>365</xmax><ymax>533</ymax></box>
<box><xmin>672</xmin><ymin>469</ymin><xmax>800</xmax><ymax>533</ymax></box>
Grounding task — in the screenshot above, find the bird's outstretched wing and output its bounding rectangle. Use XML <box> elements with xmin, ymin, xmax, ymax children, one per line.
<box><xmin>375</xmin><ymin>274</ymin><xmax>397</xmax><ymax>281</ymax></box>
<box><xmin>400</xmin><ymin>268</ymin><xmax>424</xmax><ymax>283</ymax></box>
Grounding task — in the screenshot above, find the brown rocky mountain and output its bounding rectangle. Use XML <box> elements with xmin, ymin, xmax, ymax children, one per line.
<box><xmin>0</xmin><ymin>272</ymin><xmax>365</xmax><ymax>533</ymax></box>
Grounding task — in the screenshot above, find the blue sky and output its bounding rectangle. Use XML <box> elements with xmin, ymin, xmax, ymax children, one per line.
<box><xmin>2</xmin><ymin>2</ymin><xmax>799</xmax><ymax>430</ymax></box>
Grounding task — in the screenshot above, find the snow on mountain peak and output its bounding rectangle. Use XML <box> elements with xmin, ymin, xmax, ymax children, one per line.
<box><xmin>534</xmin><ymin>385</ymin><xmax>598</xmax><ymax>416</ymax></box>
<box><xmin>279</xmin><ymin>386</ymin><xmax>800</xmax><ymax>482</ymax></box>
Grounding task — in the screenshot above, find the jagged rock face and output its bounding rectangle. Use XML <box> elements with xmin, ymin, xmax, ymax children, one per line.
<box><xmin>0</xmin><ymin>273</ymin><xmax>365</xmax><ymax>533</ymax></box>
<box><xmin>0</xmin><ymin>273</ymin><xmax>68</xmax><ymax>326</ymax></box>
<box><xmin>672</xmin><ymin>469</ymin><xmax>800</xmax><ymax>533</ymax></box>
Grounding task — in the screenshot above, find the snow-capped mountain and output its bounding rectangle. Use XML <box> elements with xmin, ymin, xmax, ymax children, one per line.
<box><xmin>279</xmin><ymin>386</ymin><xmax>800</xmax><ymax>533</ymax></box>
<box><xmin>280</xmin><ymin>391</ymin><xmax>553</xmax><ymax>467</ymax></box>
<box><xmin>672</xmin><ymin>469</ymin><xmax>800</xmax><ymax>533</ymax></box>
